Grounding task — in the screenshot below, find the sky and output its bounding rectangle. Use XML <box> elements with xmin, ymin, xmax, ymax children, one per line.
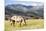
<box><xmin>5</xmin><ymin>0</ymin><xmax>44</xmax><ymax>6</ymax></box>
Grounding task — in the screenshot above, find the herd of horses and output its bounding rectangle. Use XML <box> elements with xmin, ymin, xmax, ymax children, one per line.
<box><xmin>5</xmin><ymin>15</ymin><xmax>43</xmax><ymax>27</ymax></box>
<box><xmin>9</xmin><ymin>15</ymin><xmax>28</xmax><ymax>27</ymax></box>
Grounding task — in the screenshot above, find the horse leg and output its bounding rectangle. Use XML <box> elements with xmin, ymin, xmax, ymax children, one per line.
<box><xmin>11</xmin><ymin>22</ymin><xmax>12</xmax><ymax>26</ymax></box>
<box><xmin>20</xmin><ymin>20</ymin><xmax>22</xmax><ymax>27</ymax></box>
<box><xmin>24</xmin><ymin>19</ymin><xmax>26</xmax><ymax>25</ymax></box>
<box><xmin>13</xmin><ymin>20</ymin><xmax>15</xmax><ymax>27</ymax></box>
<box><xmin>10</xmin><ymin>19</ymin><xmax>12</xmax><ymax>26</ymax></box>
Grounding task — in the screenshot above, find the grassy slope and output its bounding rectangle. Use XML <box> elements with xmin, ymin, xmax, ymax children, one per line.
<box><xmin>5</xmin><ymin>19</ymin><xmax>44</xmax><ymax>31</ymax></box>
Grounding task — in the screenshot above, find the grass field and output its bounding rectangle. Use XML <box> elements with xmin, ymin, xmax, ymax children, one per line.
<box><xmin>5</xmin><ymin>19</ymin><xmax>44</xmax><ymax>31</ymax></box>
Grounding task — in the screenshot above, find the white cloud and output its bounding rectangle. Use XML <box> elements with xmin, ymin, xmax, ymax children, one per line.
<box><xmin>13</xmin><ymin>0</ymin><xmax>44</xmax><ymax>2</ymax></box>
<box><xmin>5</xmin><ymin>0</ymin><xmax>44</xmax><ymax>6</ymax></box>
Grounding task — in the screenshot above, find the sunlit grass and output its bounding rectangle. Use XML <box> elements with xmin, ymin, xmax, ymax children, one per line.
<box><xmin>5</xmin><ymin>19</ymin><xmax>44</xmax><ymax>31</ymax></box>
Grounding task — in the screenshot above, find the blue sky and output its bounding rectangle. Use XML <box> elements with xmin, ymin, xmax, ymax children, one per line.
<box><xmin>5</xmin><ymin>0</ymin><xmax>44</xmax><ymax>6</ymax></box>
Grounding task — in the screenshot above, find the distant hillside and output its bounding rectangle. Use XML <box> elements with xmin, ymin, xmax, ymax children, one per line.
<box><xmin>5</xmin><ymin>4</ymin><xmax>44</xmax><ymax>18</ymax></box>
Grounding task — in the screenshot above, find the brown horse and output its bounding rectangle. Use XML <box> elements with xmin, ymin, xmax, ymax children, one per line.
<box><xmin>10</xmin><ymin>15</ymin><xmax>26</xmax><ymax>27</ymax></box>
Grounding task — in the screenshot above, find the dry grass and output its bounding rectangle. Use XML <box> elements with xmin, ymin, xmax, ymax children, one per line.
<box><xmin>5</xmin><ymin>19</ymin><xmax>44</xmax><ymax>31</ymax></box>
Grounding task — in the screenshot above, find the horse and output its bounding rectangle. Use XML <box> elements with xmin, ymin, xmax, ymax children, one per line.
<box><xmin>10</xmin><ymin>15</ymin><xmax>26</xmax><ymax>27</ymax></box>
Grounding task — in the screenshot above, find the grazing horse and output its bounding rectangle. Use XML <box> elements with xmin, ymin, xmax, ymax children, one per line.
<box><xmin>10</xmin><ymin>15</ymin><xmax>26</xmax><ymax>27</ymax></box>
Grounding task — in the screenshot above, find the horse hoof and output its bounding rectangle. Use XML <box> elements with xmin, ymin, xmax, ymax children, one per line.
<box><xmin>23</xmin><ymin>24</ymin><xmax>27</xmax><ymax>26</ymax></box>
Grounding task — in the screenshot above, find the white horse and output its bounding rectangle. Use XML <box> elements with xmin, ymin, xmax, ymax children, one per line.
<box><xmin>10</xmin><ymin>15</ymin><xmax>26</xmax><ymax>26</ymax></box>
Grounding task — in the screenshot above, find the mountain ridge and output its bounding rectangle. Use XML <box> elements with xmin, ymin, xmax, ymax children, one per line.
<box><xmin>5</xmin><ymin>4</ymin><xmax>44</xmax><ymax>17</ymax></box>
